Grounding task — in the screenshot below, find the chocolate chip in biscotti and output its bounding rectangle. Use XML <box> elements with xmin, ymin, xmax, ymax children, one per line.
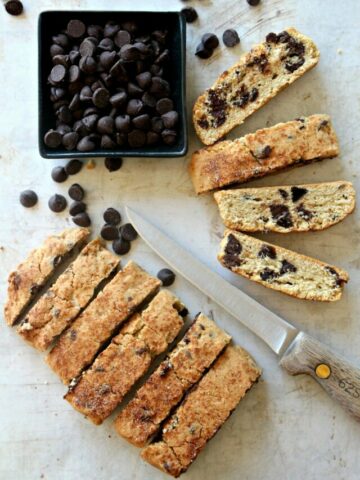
<box><xmin>72</xmin><ymin>211</ymin><xmax>91</xmax><ymax>227</ymax></box>
<box><xmin>104</xmin><ymin>157</ymin><xmax>123</xmax><ymax>172</ymax></box>
<box><xmin>225</xmin><ymin>234</ymin><xmax>242</xmax><ymax>256</ymax></box>
<box><xmin>296</xmin><ymin>204</ymin><xmax>313</xmax><ymax>221</ymax></box>
<box><xmin>258</xmin><ymin>245</ymin><xmax>277</xmax><ymax>259</ymax></box>
<box><xmin>103</xmin><ymin>207</ymin><xmax>121</xmax><ymax>225</ymax></box>
<box><xmin>270</xmin><ymin>204</ymin><xmax>293</xmax><ymax>228</ymax></box>
<box><xmin>68</xmin><ymin>183</ymin><xmax>84</xmax><ymax>201</ymax></box>
<box><xmin>181</xmin><ymin>7</ymin><xmax>198</xmax><ymax>23</ymax></box>
<box><xmin>5</xmin><ymin>1</ymin><xmax>23</xmax><ymax>16</ymax></box>
<box><xmin>112</xmin><ymin>237</ymin><xmax>130</xmax><ymax>255</ymax></box>
<box><xmin>101</xmin><ymin>224</ymin><xmax>119</xmax><ymax>241</ymax></box>
<box><xmin>279</xmin><ymin>260</ymin><xmax>297</xmax><ymax>275</ymax></box>
<box><xmin>157</xmin><ymin>268</ymin><xmax>175</xmax><ymax>286</ymax></box>
<box><xmin>51</xmin><ymin>166</ymin><xmax>68</xmax><ymax>183</ymax></box>
<box><xmin>260</xmin><ymin>268</ymin><xmax>279</xmax><ymax>281</ymax></box>
<box><xmin>20</xmin><ymin>190</ymin><xmax>38</xmax><ymax>208</ymax></box>
<box><xmin>65</xmin><ymin>159</ymin><xmax>83</xmax><ymax>176</ymax></box>
<box><xmin>120</xmin><ymin>223</ymin><xmax>138</xmax><ymax>242</ymax></box>
<box><xmin>255</xmin><ymin>145</ymin><xmax>272</xmax><ymax>159</ymax></box>
<box><xmin>278</xmin><ymin>189</ymin><xmax>289</xmax><ymax>200</ymax></box>
<box><xmin>48</xmin><ymin>194</ymin><xmax>67</xmax><ymax>213</ymax></box>
<box><xmin>291</xmin><ymin>186</ymin><xmax>308</xmax><ymax>202</ymax></box>
<box><xmin>222</xmin><ymin>29</ymin><xmax>240</xmax><ymax>48</ymax></box>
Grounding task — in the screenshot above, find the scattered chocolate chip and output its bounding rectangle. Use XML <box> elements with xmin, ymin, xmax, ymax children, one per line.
<box><xmin>48</xmin><ymin>194</ymin><xmax>67</xmax><ymax>213</ymax></box>
<box><xmin>266</xmin><ymin>32</ymin><xmax>278</xmax><ymax>43</ymax></box>
<box><xmin>69</xmin><ymin>201</ymin><xmax>86</xmax><ymax>216</ymax></box>
<box><xmin>101</xmin><ymin>224</ymin><xmax>119</xmax><ymax>241</ymax></box>
<box><xmin>20</xmin><ymin>190</ymin><xmax>38</xmax><ymax>208</ymax></box>
<box><xmin>270</xmin><ymin>204</ymin><xmax>293</xmax><ymax>228</ymax></box>
<box><xmin>279</xmin><ymin>189</ymin><xmax>289</xmax><ymax>199</ymax></box>
<box><xmin>103</xmin><ymin>207</ymin><xmax>121</xmax><ymax>225</ymax></box>
<box><xmin>202</xmin><ymin>33</ymin><xmax>219</xmax><ymax>50</ymax></box>
<box><xmin>280</xmin><ymin>260</ymin><xmax>297</xmax><ymax>275</ymax></box>
<box><xmin>260</xmin><ymin>268</ymin><xmax>278</xmax><ymax>281</ymax></box>
<box><xmin>72</xmin><ymin>211</ymin><xmax>91</xmax><ymax>227</ymax></box>
<box><xmin>65</xmin><ymin>159</ymin><xmax>83</xmax><ymax>175</ymax></box>
<box><xmin>195</xmin><ymin>42</ymin><xmax>213</xmax><ymax>59</ymax></box>
<box><xmin>291</xmin><ymin>186</ymin><xmax>308</xmax><ymax>202</ymax></box>
<box><xmin>181</xmin><ymin>7</ymin><xmax>198</xmax><ymax>23</ymax></box>
<box><xmin>223</xmin><ymin>29</ymin><xmax>240</xmax><ymax>48</ymax></box>
<box><xmin>51</xmin><ymin>166</ymin><xmax>68</xmax><ymax>183</ymax></box>
<box><xmin>247</xmin><ymin>0</ymin><xmax>261</xmax><ymax>5</ymax></box>
<box><xmin>120</xmin><ymin>223</ymin><xmax>138</xmax><ymax>241</ymax></box>
<box><xmin>68</xmin><ymin>183</ymin><xmax>84</xmax><ymax>201</ymax></box>
<box><xmin>179</xmin><ymin>307</ymin><xmax>189</xmax><ymax>317</ymax></box>
<box><xmin>258</xmin><ymin>245</ymin><xmax>277</xmax><ymax>259</ymax></box>
<box><xmin>5</xmin><ymin>0</ymin><xmax>23</xmax><ymax>16</ymax></box>
<box><xmin>157</xmin><ymin>268</ymin><xmax>175</xmax><ymax>286</ymax></box>
<box><xmin>104</xmin><ymin>157</ymin><xmax>123</xmax><ymax>171</ymax></box>
<box><xmin>112</xmin><ymin>237</ymin><xmax>130</xmax><ymax>255</ymax></box>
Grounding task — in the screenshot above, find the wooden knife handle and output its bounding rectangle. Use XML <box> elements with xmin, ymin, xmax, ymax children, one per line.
<box><xmin>280</xmin><ymin>332</ymin><xmax>360</xmax><ymax>421</ymax></box>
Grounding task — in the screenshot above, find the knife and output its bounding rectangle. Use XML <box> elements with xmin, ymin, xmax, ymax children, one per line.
<box><xmin>126</xmin><ymin>206</ymin><xmax>360</xmax><ymax>420</ymax></box>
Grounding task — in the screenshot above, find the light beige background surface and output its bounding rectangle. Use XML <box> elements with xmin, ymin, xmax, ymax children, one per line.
<box><xmin>0</xmin><ymin>0</ymin><xmax>359</xmax><ymax>479</ymax></box>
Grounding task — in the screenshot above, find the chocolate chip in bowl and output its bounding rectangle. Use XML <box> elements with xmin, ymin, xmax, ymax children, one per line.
<box><xmin>38</xmin><ymin>11</ymin><xmax>187</xmax><ymax>158</ymax></box>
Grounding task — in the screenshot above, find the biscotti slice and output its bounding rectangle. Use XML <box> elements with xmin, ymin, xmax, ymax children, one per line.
<box><xmin>214</xmin><ymin>181</ymin><xmax>355</xmax><ymax>233</ymax></box>
<box><xmin>64</xmin><ymin>290</ymin><xmax>186</xmax><ymax>425</ymax></box>
<box><xmin>17</xmin><ymin>240</ymin><xmax>119</xmax><ymax>351</ymax></box>
<box><xmin>190</xmin><ymin>114</ymin><xmax>339</xmax><ymax>194</ymax></box>
<box><xmin>218</xmin><ymin>230</ymin><xmax>349</xmax><ymax>301</ymax></box>
<box><xmin>46</xmin><ymin>261</ymin><xmax>161</xmax><ymax>384</ymax></box>
<box><xmin>141</xmin><ymin>345</ymin><xmax>261</xmax><ymax>477</ymax></box>
<box><xmin>4</xmin><ymin>227</ymin><xmax>89</xmax><ymax>326</ymax></box>
<box><xmin>114</xmin><ymin>313</ymin><xmax>231</xmax><ymax>447</ymax></box>
<box><xmin>193</xmin><ymin>28</ymin><xmax>320</xmax><ymax>145</ymax></box>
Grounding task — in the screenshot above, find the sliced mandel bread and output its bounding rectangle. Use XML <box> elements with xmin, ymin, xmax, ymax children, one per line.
<box><xmin>214</xmin><ymin>181</ymin><xmax>355</xmax><ymax>233</ymax></box>
<box><xmin>190</xmin><ymin>114</ymin><xmax>339</xmax><ymax>194</ymax></box>
<box><xmin>218</xmin><ymin>231</ymin><xmax>348</xmax><ymax>301</ymax></box>
<box><xmin>193</xmin><ymin>28</ymin><xmax>320</xmax><ymax>145</ymax></box>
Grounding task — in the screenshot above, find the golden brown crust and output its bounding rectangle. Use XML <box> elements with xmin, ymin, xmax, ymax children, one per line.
<box><xmin>141</xmin><ymin>345</ymin><xmax>261</xmax><ymax>477</ymax></box>
<box><xmin>214</xmin><ymin>181</ymin><xmax>355</xmax><ymax>233</ymax></box>
<box><xmin>46</xmin><ymin>262</ymin><xmax>161</xmax><ymax>384</ymax></box>
<box><xmin>17</xmin><ymin>240</ymin><xmax>119</xmax><ymax>351</ymax></box>
<box><xmin>193</xmin><ymin>28</ymin><xmax>320</xmax><ymax>145</ymax></box>
<box><xmin>4</xmin><ymin>228</ymin><xmax>89</xmax><ymax>326</ymax></box>
<box><xmin>64</xmin><ymin>291</ymin><xmax>185</xmax><ymax>425</ymax></box>
<box><xmin>114</xmin><ymin>313</ymin><xmax>231</xmax><ymax>447</ymax></box>
<box><xmin>218</xmin><ymin>230</ymin><xmax>349</xmax><ymax>301</ymax></box>
<box><xmin>190</xmin><ymin>114</ymin><xmax>339</xmax><ymax>194</ymax></box>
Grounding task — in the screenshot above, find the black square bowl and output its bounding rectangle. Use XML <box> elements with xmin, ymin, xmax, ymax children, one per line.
<box><xmin>38</xmin><ymin>10</ymin><xmax>187</xmax><ymax>159</ymax></box>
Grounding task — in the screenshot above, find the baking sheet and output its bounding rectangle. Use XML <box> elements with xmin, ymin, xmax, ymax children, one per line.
<box><xmin>0</xmin><ymin>0</ymin><xmax>359</xmax><ymax>478</ymax></box>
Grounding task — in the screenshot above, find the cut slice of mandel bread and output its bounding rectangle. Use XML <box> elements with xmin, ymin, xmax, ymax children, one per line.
<box><xmin>218</xmin><ymin>230</ymin><xmax>348</xmax><ymax>301</ymax></box>
<box><xmin>193</xmin><ymin>28</ymin><xmax>320</xmax><ymax>145</ymax></box>
<box><xmin>190</xmin><ymin>114</ymin><xmax>339</xmax><ymax>194</ymax></box>
<box><xmin>214</xmin><ymin>181</ymin><xmax>355</xmax><ymax>233</ymax></box>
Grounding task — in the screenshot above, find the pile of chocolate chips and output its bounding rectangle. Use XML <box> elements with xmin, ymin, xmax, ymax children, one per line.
<box><xmin>44</xmin><ymin>19</ymin><xmax>179</xmax><ymax>152</ymax></box>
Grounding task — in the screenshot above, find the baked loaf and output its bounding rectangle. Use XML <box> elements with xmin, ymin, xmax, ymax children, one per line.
<box><xmin>218</xmin><ymin>230</ymin><xmax>349</xmax><ymax>301</ymax></box>
<box><xmin>17</xmin><ymin>239</ymin><xmax>119</xmax><ymax>351</ymax></box>
<box><xmin>114</xmin><ymin>313</ymin><xmax>230</xmax><ymax>447</ymax></box>
<box><xmin>193</xmin><ymin>28</ymin><xmax>320</xmax><ymax>145</ymax></box>
<box><xmin>65</xmin><ymin>291</ymin><xmax>186</xmax><ymax>425</ymax></box>
<box><xmin>214</xmin><ymin>181</ymin><xmax>355</xmax><ymax>233</ymax></box>
<box><xmin>141</xmin><ymin>345</ymin><xmax>261</xmax><ymax>477</ymax></box>
<box><xmin>4</xmin><ymin>227</ymin><xmax>89</xmax><ymax>326</ymax></box>
<box><xmin>190</xmin><ymin>114</ymin><xmax>339</xmax><ymax>194</ymax></box>
<box><xmin>47</xmin><ymin>261</ymin><xmax>161</xmax><ymax>384</ymax></box>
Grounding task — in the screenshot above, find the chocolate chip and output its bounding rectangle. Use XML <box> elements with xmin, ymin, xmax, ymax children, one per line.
<box><xmin>147</xmin><ymin>131</ymin><xmax>160</xmax><ymax>145</ymax></box>
<box><xmin>279</xmin><ymin>189</ymin><xmax>289</xmax><ymax>199</ymax></box>
<box><xmin>50</xmin><ymin>64</ymin><xmax>66</xmax><ymax>84</ymax></box>
<box><xmin>280</xmin><ymin>260</ymin><xmax>297</xmax><ymax>275</ymax></box>
<box><xmin>223</xmin><ymin>29</ymin><xmax>240</xmax><ymax>47</ymax></box>
<box><xmin>157</xmin><ymin>268</ymin><xmax>175</xmax><ymax>286</ymax></box>
<box><xmin>5</xmin><ymin>1</ymin><xmax>23</xmax><ymax>16</ymax></box>
<box><xmin>266</xmin><ymin>32</ymin><xmax>278</xmax><ymax>43</ymax></box>
<box><xmin>97</xmin><ymin>116</ymin><xmax>114</xmax><ymax>134</ymax></box>
<box><xmin>57</xmin><ymin>106</ymin><xmax>72</xmax><ymax>124</ymax></box>
<box><xmin>223</xmin><ymin>254</ymin><xmax>242</xmax><ymax>268</ymax></box>
<box><xmin>110</xmin><ymin>91</ymin><xmax>127</xmax><ymax>108</ymax></box>
<box><xmin>120</xmin><ymin>223</ymin><xmax>138</xmax><ymax>242</ymax></box>
<box><xmin>20</xmin><ymin>190</ymin><xmax>38</xmax><ymax>208</ymax></box>
<box><xmin>202</xmin><ymin>33</ymin><xmax>219</xmax><ymax>50</ymax></box>
<box><xmin>120</xmin><ymin>44</ymin><xmax>141</xmax><ymax>62</ymax></box>
<box><xmin>195</xmin><ymin>42</ymin><xmax>212</xmax><ymax>59</ymax></box>
<box><xmin>181</xmin><ymin>7</ymin><xmax>198</xmax><ymax>23</ymax></box>
<box><xmin>92</xmin><ymin>88</ymin><xmax>110</xmax><ymax>108</ymax></box>
<box><xmin>291</xmin><ymin>186</ymin><xmax>308</xmax><ymax>202</ymax></box>
<box><xmin>51</xmin><ymin>166</ymin><xmax>68</xmax><ymax>183</ymax></box>
<box><xmin>136</xmin><ymin>72</ymin><xmax>152</xmax><ymax>90</ymax></box>
<box><xmin>79</xmin><ymin>38</ymin><xmax>96</xmax><ymax>57</ymax></box>
<box><xmin>225</xmin><ymin>234</ymin><xmax>242</xmax><ymax>256</ymax></box>
<box><xmin>68</xmin><ymin>183</ymin><xmax>84</xmax><ymax>201</ymax></box>
<box><xmin>260</xmin><ymin>268</ymin><xmax>278</xmax><ymax>281</ymax></box>
<box><xmin>72</xmin><ymin>212</ymin><xmax>91</xmax><ymax>227</ymax></box>
<box><xmin>256</xmin><ymin>145</ymin><xmax>272</xmax><ymax>159</ymax></box>
<box><xmin>48</xmin><ymin>194</ymin><xmax>67</xmax><ymax>213</ymax></box>
<box><xmin>80</xmin><ymin>85</ymin><xmax>93</xmax><ymax>102</ymax></box>
<box><xmin>151</xmin><ymin>117</ymin><xmax>164</xmax><ymax>133</ymax></box>
<box><xmin>258</xmin><ymin>245</ymin><xmax>277</xmax><ymax>259</ymax></box>
<box><xmin>44</xmin><ymin>130</ymin><xmax>62</xmax><ymax>148</ymax></box>
<box><xmin>104</xmin><ymin>157</ymin><xmax>123</xmax><ymax>172</ymax></box>
<box><xmin>50</xmin><ymin>44</ymin><xmax>64</xmax><ymax>57</ymax></box>
<box><xmin>67</xmin><ymin>20</ymin><xmax>86</xmax><ymax>39</ymax></box>
<box><xmin>98</xmin><ymin>38</ymin><xmax>115</xmax><ymax>52</ymax></box>
<box><xmin>156</xmin><ymin>98</ymin><xmax>174</xmax><ymax>115</ymax></box>
<box><xmin>296</xmin><ymin>204</ymin><xmax>313</xmax><ymax>221</ymax></box>
<box><xmin>69</xmin><ymin>201</ymin><xmax>86</xmax><ymax>216</ymax></box>
<box><xmin>69</xmin><ymin>50</ymin><xmax>80</xmax><ymax>64</ymax></box>
<box><xmin>149</xmin><ymin>77</ymin><xmax>170</xmax><ymax>97</ymax></box>
<box><xmin>197</xmin><ymin>117</ymin><xmax>209</xmax><ymax>129</ymax></box>
<box><xmin>103</xmin><ymin>207</ymin><xmax>121</xmax><ymax>225</ymax></box>
<box><xmin>270</xmin><ymin>204</ymin><xmax>293</xmax><ymax>228</ymax></box>
<box><xmin>114</xmin><ymin>30</ymin><xmax>131</xmax><ymax>48</ymax></box>
<box><xmin>325</xmin><ymin>266</ymin><xmax>343</xmax><ymax>287</ymax></box>
<box><xmin>128</xmin><ymin>129</ymin><xmax>146</xmax><ymax>147</ymax></box>
<box><xmin>82</xmin><ymin>113</ymin><xmax>99</xmax><ymax>131</ymax></box>
<box><xmin>127</xmin><ymin>99</ymin><xmax>144</xmax><ymax>116</ymax></box>
<box><xmin>142</xmin><ymin>92</ymin><xmax>157</xmax><ymax>108</ymax></box>
<box><xmin>101</xmin><ymin>135</ymin><xmax>117</xmax><ymax>149</ymax></box>
<box><xmin>247</xmin><ymin>0</ymin><xmax>261</xmax><ymax>5</ymax></box>
<box><xmin>79</xmin><ymin>56</ymin><xmax>97</xmax><ymax>74</ymax></box>
<box><xmin>77</xmin><ymin>136</ymin><xmax>95</xmax><ymax>152</ymax></box>
<box><xmin>161</xmin><ymin>129</ymin><xmax>177</xmax><ymax>145</ymax></box>
<box><xmin>112</xmin><ymin>237</ymin><xmax>130</xmax><ymax>255</ymax></box>
<box><xmin>101</xmin><ymin>224</ymin><xmax>119</xmax><ymax>241</ymax></box>
<box><xmin>65</xmin><ymin>159</ymin><xmax>83</xmax><ymax>175</ymax></box>
<box><xmin>162</xmin><ymin>111</ymin><xmax>179</xmax><ymax>129</ymax></box>
<box><xmin>132</xmin><ymin>114</ymin><xmax>150</xmax><ymax>130</ymax></box>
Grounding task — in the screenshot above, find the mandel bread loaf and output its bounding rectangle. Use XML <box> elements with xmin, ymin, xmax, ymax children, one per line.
<box><xmin>214</xmin><ymin>181</ymin><xmax>355</xmax><ymax>233</ymax></box>
<box><xmin>218</xmin><ymin>230</ymin><xmax>348</xmax><ymax>301</ymax></box>
<box><xmin>189</xmin><ymin>114</ymin><xmax>339</xmax><ymax>194</ymax></box>
<box><xmin>193</xmin><ymin>28</ymin><xmax>320</xmax><ymax>145</ymax></box>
